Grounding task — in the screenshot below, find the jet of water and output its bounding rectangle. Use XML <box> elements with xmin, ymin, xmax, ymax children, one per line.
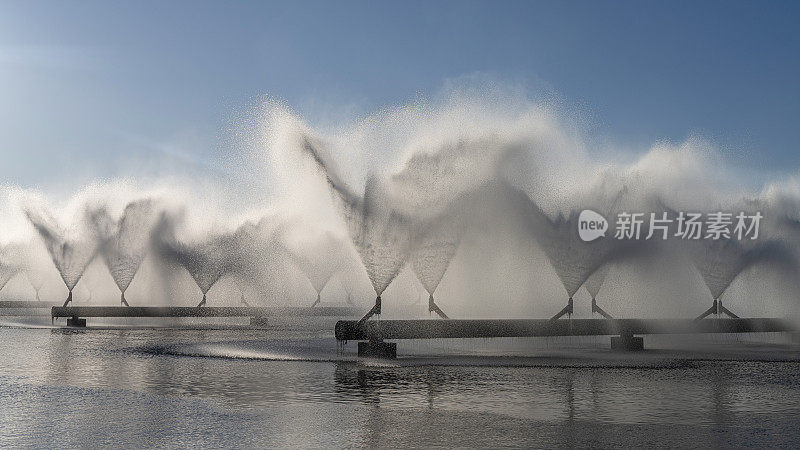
<box><xmin>0</xmin><ymin>246</ymin><xmax>21</xmax><ymax>294</ymax></box>
<box><xmin>25</xmin><ymin>269</ymin><xmax>46</xmax><ymax>300</ymax></box>
<box><xmin>24</xmin><ymin>206</ymin><xmax>99</xmax><ymax>294</ymax></box>
<box><xmin>410</xmin><ymin>217</ymin><xmax>460</xmax><ymax>296</ymax></box>
<box><xmin>689</xmin><ymin>238</ymin><xmax>795</xmax><ymax>301</ymax></box>
<box><xmin>154</xmin><ymin>212</ymin><xmax>283</xmax><ymax>305</ymax></box>
<box><xmin>296</xmin><ymin>132</ymin><xmax>412</xmax><ymax>297</ymax></box>
<box><xmin>88</xmin><ymin>199</ymin><xmax>158</xmax><ymax>304</ymax></box>
<box><xmin>657</xmin><ymin>198</ymin><xmax>797</xmax><ymax>305</ymax></box>
<box><xmin>281</xmin><ymin>227</ymin><xmax>350</xmax><ymax>305</ymax></box>
<box><xmin>583</xmin><ymin>265</ymin><xmax>608</xmax><ymax>300</ymax></box>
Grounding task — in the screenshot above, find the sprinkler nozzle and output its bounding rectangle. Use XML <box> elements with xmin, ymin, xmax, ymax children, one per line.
<box><xmin>63</xmin><ymin>290</ymin><xmax>73</xmax><ymax>307</ymax></box>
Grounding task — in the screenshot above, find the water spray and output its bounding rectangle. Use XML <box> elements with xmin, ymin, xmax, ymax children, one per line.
<box><xmin>25</xmin><ymin>270</ymin><xmax>46</xmax><ymax>302</ymax></box>
<box><xmin>89</xmin><ymin>200</ymin><xmax>158</xmax><ymax>307</ymax></box>
<box><xmin>154</xmin><ymin>213</ymin><xmax>266</xmax><ymax>309</ymax></box>
<box><xmin>24</xmin><ymin>207</ymin><xmax>99</xmax><ymax>306</ymax></box>
<box><xmin>410</xmin><ymin>219</ymin><xmax>460</xmax><ymax>320</ymax></box>
<box><xmin>238</xmin><ymin>287</ymin><xmax>250</xmax><ymax>307</ymax></box>
<box><xmin>292</xmin><ymin>131</ymin><xmax>412</xmax><ymax>324</ymax></box>
<box><xmin>0</xmin><ymin>262</ymin><xmax>20</xmax><ymax>296</ymax></box>
<box><xmin>687</xmin><ymin>232</ymin><xmax>796</xmax><ymax>320</ymax></box>
<box><xmin>344</xmin><ymin>285</ymin><xmax>354</xmax><ymax>306</ymax></box>
<box><xmin>585</xmin><ymin>265</ymin><xmax>613</xmax><ymax>319</ymax></box>
<box><xmin>498</xmin><ymin>180</ymin><xmax>631</xmax><ymax>322</ymax></box>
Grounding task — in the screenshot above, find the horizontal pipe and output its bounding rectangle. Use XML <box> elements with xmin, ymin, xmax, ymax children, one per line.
<box><xmin>335</xmin><ymin>318</ymin><xmax>798</xmax><ymax>341</ymax></box>
<box><xmin>0</xmin><ymin>301</ymin><xmax>54</xmax><ymax>308</ymax></box>
<box><xmin>52</xmin><ymin>306</ymin><xmax>362</xmax><ymax>318</ymax></box>
<box><xmin>0</xmin><ymin>309</ymin><xmax>50</xmax><ymax>316</ymax></box>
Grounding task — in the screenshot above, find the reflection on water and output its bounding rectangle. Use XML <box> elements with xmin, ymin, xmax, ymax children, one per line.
<box><xmin>0</xmin><ymin>327</ymin><xmax>798</xmax><ymax>447</ymax></box>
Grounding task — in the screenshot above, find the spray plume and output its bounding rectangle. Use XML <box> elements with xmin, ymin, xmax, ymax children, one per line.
<box><xmin>88</xmin><ymin>199</ymin><xmax>159</xmax><ymax>303</ymax></box>
<box><xmin>24</xmin><ymin>206</ymin><xmax>99</xmax><ymax>293</ymax></box>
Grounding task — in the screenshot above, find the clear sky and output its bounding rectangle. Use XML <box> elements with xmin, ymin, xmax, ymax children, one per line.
<box><xmin>1</xmin><ymin>0</ymin><xmax>799</xmax><ymax>188</ymax></box>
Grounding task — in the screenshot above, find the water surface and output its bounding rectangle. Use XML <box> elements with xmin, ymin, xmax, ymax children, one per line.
<box><xmin>1</xmin><ymin>324</ymin><xmax>798</xmax><ymax>448</ymax></box>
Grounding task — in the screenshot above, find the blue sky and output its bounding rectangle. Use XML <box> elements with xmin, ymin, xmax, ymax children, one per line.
<box><xmin>1</xmin><ymin>0</ymin><xmax>799</xmax><ymax>188</ymax></box>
